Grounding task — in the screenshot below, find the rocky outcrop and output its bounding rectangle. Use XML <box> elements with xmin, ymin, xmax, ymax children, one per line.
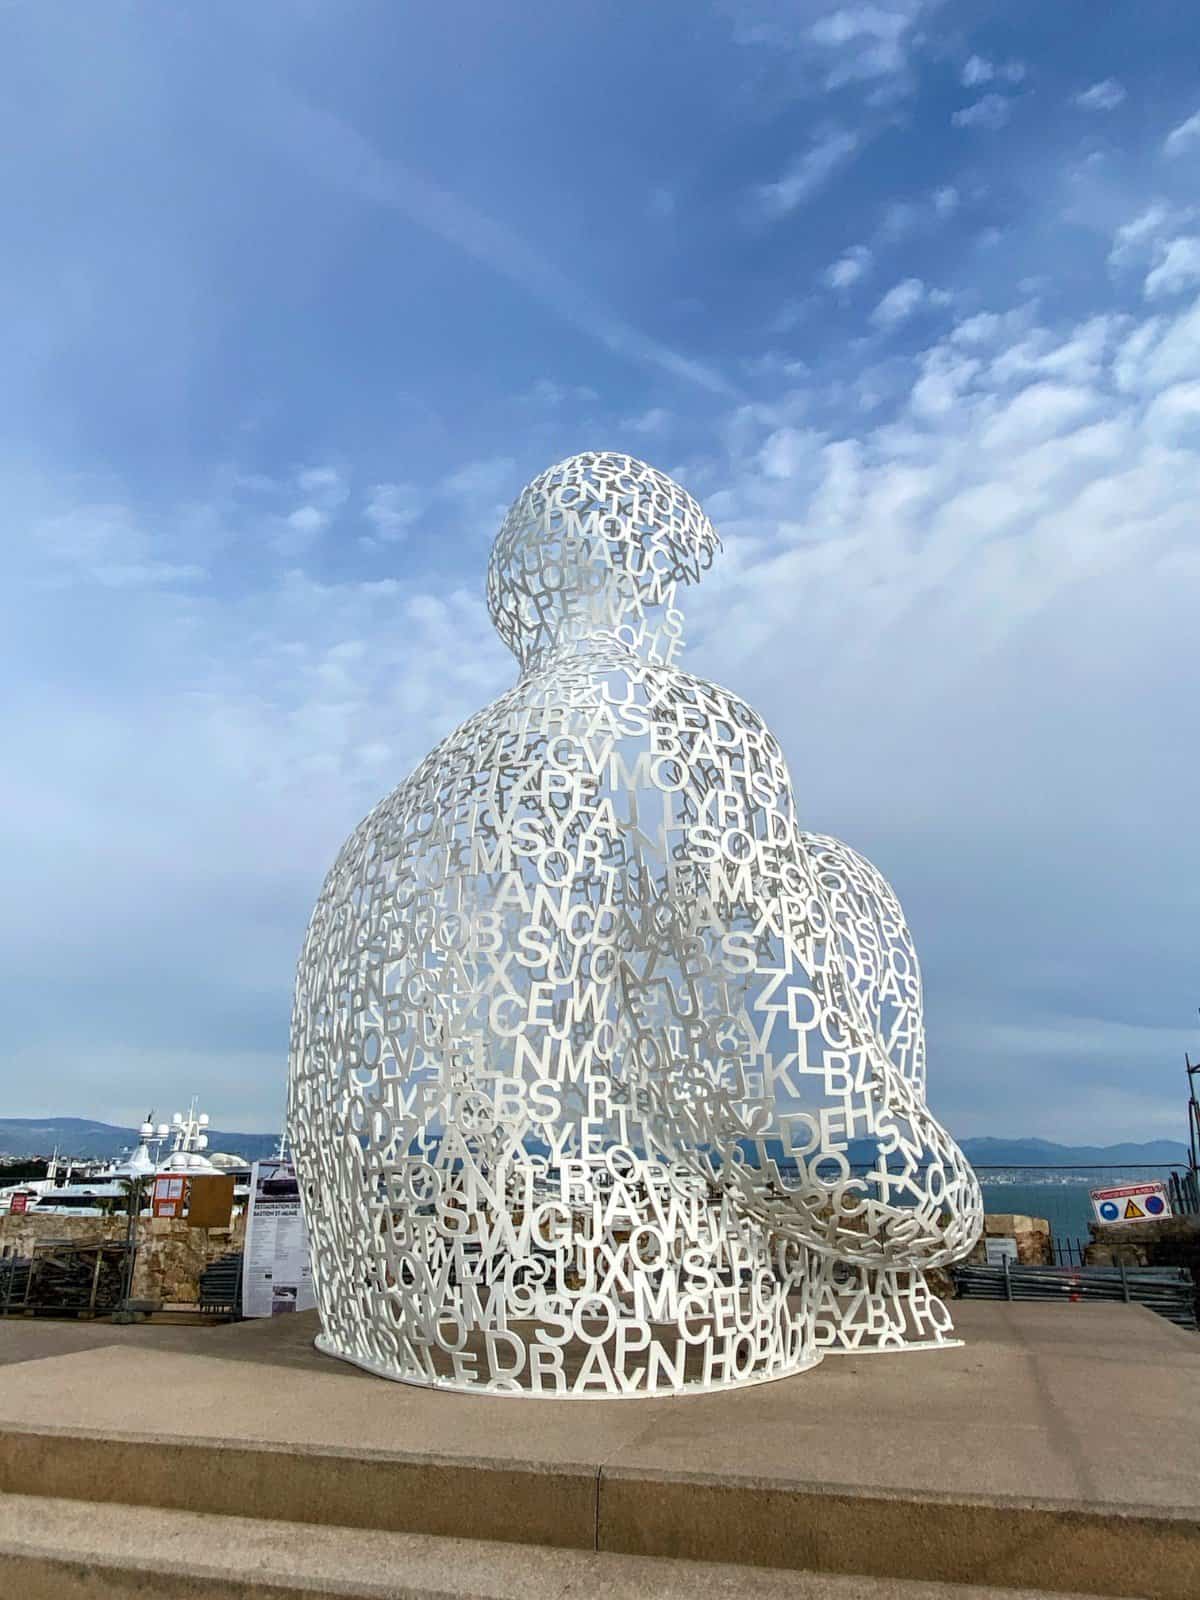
<box><xmin>1086</xmin><ymin>1214</ymin><xmax>1200</xmax><ymax>1270</ymax></box>
<box><xmin>964</xmin><ymin>1213</ymin><xmax>1053</xmax><ymax>1266</ymax></box>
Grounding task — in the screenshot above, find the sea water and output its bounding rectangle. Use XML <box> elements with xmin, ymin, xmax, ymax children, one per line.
<box><xmin>980</xmin><ymin>1184</ymin><xmax>1097</xmax><ymax>1244</ymax></box>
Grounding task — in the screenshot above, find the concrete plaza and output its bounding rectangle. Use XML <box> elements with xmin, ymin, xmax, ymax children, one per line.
<box><xmin>0</xmin><ymin>1301</ymin><xmax>1195</xmax><ymax>1598</ymax></box>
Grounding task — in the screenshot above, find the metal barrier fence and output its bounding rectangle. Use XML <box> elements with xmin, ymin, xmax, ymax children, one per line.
<box><xmin>1168</xmin><ymin>1168</ymin><xmax>1200</xmax><ymax>1215</ymax></box>
<box><xmin>198</xmin><ymin>1251</ymin><xmax>243</xmax><ymax>1319</ymax></box>
<box><xmin>1051</xmin><ymin>1236</ymin><xmax>1089</xmax><ymax>1267</ymax></box>
<box><xmin>951</xmin><ymin>1260</ymin><xmax>1196</xmax><ymax>1329</ymax></box>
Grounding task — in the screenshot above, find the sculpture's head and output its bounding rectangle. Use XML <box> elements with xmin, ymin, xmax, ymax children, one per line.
<box><xmin>487</xmin><ymin>451</ymin><xmax>721</xmax><ymax>670</ymax></box>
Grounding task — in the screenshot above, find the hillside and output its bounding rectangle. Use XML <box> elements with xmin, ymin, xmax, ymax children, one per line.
<box><xmin>960</xmin><ymin>1136</ymin><xmax>1189</xmax><ymax>1166</ymax></box>
<box><xmin>0</xmin><ymin>1118</ymin><xmax>1188</xmax><ymax>1169</ymax></box>
<box><xmin>0</xmin><ymin>1117</ymin><xmax>279</xmax><ymax>1163</ymax></box>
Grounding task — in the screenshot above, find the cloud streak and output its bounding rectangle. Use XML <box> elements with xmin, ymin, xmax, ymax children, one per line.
<box><xmin>753</xmin><ymin>128</ymin><xmax>861</xmax><ymax>218</ymax></box>
<box><xmin>245</xmin><ymin>81</ymin><xmax>736</xmax><ymax>399</ymax></box>
<box><xmin>1074</xmin><ymin>79</ymin><xmax>1126</xmax><ymax>111</ymax></box>
<box><xmin>1164</xmin><ymin>108</ymin><xmax>1200</xmax><ymax>156</ymax></box>
<box><xmin>824</xmin><ymin>244</ymin><xmax>873</xmax><ymax>292</ymax></box>
<box><xmin>952</xmin><ymin>93</ymin><xmax>1013</xmax><ymax>131</ymax></box>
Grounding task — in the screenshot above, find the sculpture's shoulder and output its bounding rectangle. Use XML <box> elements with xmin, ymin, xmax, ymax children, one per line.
<box><xmin>312</xmin><ymin>650</ymin><xmax>794</xmax><ymax>910</ymax></box>
<box><xmin>521</xmin><ymin>651</ymin><xmax>788</xmax><ymax>763</ymax></box>
<box><xmin>802</xmin><ymin>831</ymin><xmax>912</xmax><ymax>927</ymax></box>
<box><xmin>652</xmin><ymin>659</ymin><xmax>782</xmax><ymax>744</ymax></box>
<box><xmin>628</xmin><ymin>657</ymin><xmax>794</xmax><ymax>801</ymax></box>
<box><xmin>313</xmin><ymin>679</ymin><xmax>530</xmax><ymax>895</ymax></box>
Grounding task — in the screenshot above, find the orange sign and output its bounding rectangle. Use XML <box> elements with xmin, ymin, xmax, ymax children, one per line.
<box><xmin>152</xmin><ymin>1176</ymin><xmax>187</xmax><ymax>1218</ymax></box>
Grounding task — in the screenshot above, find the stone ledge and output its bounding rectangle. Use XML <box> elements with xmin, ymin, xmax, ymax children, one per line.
<box><xmin>0</xmin><ymin>1434</ymin><xmax>1194</xmax><ymax>1598</ymax></box>
<box><xmin>965</xmin><ymin>1215</ymin><xmax>1053</xmax><ymax>1266</ymax></box>
<box><xmin>0</xmin><ymin>1493</ymin><xmax>1115</xmax><ymax>1600</ymax></box>
<box><xmin>598</xmin><ymin>1470</ymin><xmax>1199</xmax><ymax>1599</ymax></box>
<box><xmin>0</xmin><ymin>1426</ymin><xmax>596</xmax><ymax>1552</ymax></box>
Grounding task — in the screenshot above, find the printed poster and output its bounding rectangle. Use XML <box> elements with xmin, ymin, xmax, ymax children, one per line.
<box><xmin>241</xmin><ymin>1157</ymin><xmax>316</xmax><ymax>1317</ymax></box>
<box><xmin>152</xmin><ymin>1175</ymin><xmax>186</xmax><ymax>1218</ymax></box>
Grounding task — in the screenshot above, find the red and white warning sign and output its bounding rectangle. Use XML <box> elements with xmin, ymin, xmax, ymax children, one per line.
<box><xmin>1089</xmin><ymin>1181</ymin><xmax>1172</xmax><ymax>1225</ymax></box>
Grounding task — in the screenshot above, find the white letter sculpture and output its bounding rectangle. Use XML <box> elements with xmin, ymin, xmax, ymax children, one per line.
<box><xmin>288</xmin><ymin>452</ymin><xmax>982</xmax><ymax>1396</ymax></box>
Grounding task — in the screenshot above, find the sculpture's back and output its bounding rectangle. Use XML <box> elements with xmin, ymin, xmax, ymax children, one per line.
<box><xmin>288</xmin><ymin>452</ymin><xmax>981</xmax><ymax>1396</ymax></box>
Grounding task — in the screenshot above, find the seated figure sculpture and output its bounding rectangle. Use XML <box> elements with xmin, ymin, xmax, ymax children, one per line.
<box><xmin>288</xmin><ymin>452</ymin><xmax>982</xmax><ymax>1395</ymax></box>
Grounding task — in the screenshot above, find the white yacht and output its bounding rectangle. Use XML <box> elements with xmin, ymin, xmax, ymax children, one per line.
<box><xmin>0</xmin><ymin>1103</ymin><xmax>252</xmax><ymax>1217</ymax></box>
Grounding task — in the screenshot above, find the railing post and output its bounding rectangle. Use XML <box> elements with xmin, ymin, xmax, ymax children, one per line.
<box><xmin>1004</xmin><ymin>1255</ymin><xmax>1013</xmax><ymax>1301</ymax></box>
<box><xmin>1120</xmin><ymin>1260</ymin><xmax>1130</xmax><ymax>1303</ymax></box>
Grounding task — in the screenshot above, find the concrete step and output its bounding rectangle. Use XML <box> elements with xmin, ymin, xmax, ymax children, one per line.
<box><xmin>1</xmin><ymin>1418</ymin><xmax>1194</xmax><ymax>1599</ymax></box>
<box><xmin>0</xmin><ymin>1493</ymin><xmax>1118</xmax><ymax>1600</ymax></box>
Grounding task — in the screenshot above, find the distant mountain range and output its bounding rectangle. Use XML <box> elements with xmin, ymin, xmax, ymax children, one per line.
<box><xmin>957</xmin><ymin>1136</ymin><xmax>1190</xmax><ymax>1167</ymax></box>
<box><xmin>0</xmin><ymin>1117</ymin><xmax>1188</xmax><ymax>1168</ymax></box>
<box><xmin>0</xmin><ymin>1117</ymin><xmax>281</xmax><ymax>1163</ymax></box>
<box><xmin>746</xmin><ymin>1136</ymin><xmax>1190</xmax><ymax>1169</ymax></box>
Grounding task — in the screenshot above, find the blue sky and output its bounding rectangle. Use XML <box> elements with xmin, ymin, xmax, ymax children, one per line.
<box><xmin>3</xmin><ymin>1</ymin><xmax>1198</xmax><ymax>1142</ymax></box>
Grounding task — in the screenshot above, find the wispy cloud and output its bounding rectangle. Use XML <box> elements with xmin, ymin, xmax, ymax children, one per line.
<box><xmin>272</xmin><ymin>465</ymin><xmax>349</xmax><ymax>555</ymax></box>
<box><xmin>824</xmin><ymin>245</ymin><xmax>873</xmax><ymax>292</ymax></box>
<box><xmin>31</xmin><ymin>504</ymin><xmax>207</xmax><ymax>589</ymax></box>
<box><xmin>933</xmin><ymin>186</ymin><xmax>960</xmax><ymax>217</ymax></box>
<box><xmin>753</xmin><ymin>128</ymin><xmax>861</xmax><ymax>219</ymax></box>
<box><xmin>725</xmin><ymin>1</ymin><xmax>935</xmax><ymax>95</ymax></box>
<box><xmin>618</xmin><ymin>406</ymin><xmax>672</xmax><ymax>436</ymax></box>
<box><xmin>440</xmin><ymin>456</ymin><xmax>516</xmax><ymax>501</ymax></box>
<box><xmin>962</xmin><ymin>56</ymin><xmax>1025</xmax><ymax>88</ymax></box>
<box><xmin>877</xmin><ymin>186</ymin><xmax>960</xmax><ymax>243</ymax></box>
<box><xmin>1144</xmin><ymin>237</ymin><xmax>1200</xmax><ymax>299</ymax></box>
<box><xmin>1074</xmin><ymin>79</ymin><xmax>1126</xmax><ymax>112</ymax></box>
<box><xmin>523</xmin><ymin>378</ymin><xmax>600</xmax><ymax>410</ymax></box>
<box><xmin>362</xmin><ymin>483</ymin><xmax>423</xmax><ymax>545</ymax></box>
<box><xmin>1109</xmin><ymin>202</ymin><xmax>1176</xmax><ymax>267</ymax></box>
<box><xmin>682</xmin><ymin>285</ymin><xmax>1200</xmax><ymax>1136</ymax></box>
<box><xmin>1164</xmin><ymin>108</ymin><xmax>1200</xmax><ymax>156</ymax></box>
<box><xmin>870</xmin><ymin>276</ymin><xmax>948</xmax><ymax>327</ymax></box>
<box><xmin>952</xmin><ymin>94</ymin><xmax>1013</xmax><ymax>131</ymax></box>
<box><xmin>809</xmin><ymin>6</ymin><xmax>915</xmax><ymax>88</ymax></box>
<box><xmin>243</xmin><ymin>81</ymin><xmax>736</xmax><ymax>398</ymax></box>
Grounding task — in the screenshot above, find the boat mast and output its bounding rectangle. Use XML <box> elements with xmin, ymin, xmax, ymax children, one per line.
<box><xmin>1186</xmin><ymin>1011</ymin><xmax>1200</xmax><ymax>1201</ymax></box>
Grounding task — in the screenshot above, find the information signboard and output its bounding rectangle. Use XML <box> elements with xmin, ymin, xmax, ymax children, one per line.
<box><xmin>152</xmin><ymin>1175</ymin><xmax>186</xmax><ymax>1219</ymax></box>
<box><xmin>1089</xmin><ymin>1181</ymin><xmax>1172</xmax><ymax>1225</ymax></box>
<box><xmin>985</xmin><ymin>1237</ymin><xmax>1019</xmax><ymax>1266</ymax></box>
<box><xmin>241</xmin><ymin>1157</ymin><xmax>315</xmax><ymax>1318</ymax></box>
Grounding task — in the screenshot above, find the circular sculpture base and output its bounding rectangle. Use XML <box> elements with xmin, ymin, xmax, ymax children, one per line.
<box><xmin>312</xmin><ymin>1330</ymin><xmax>823</xmax><ymax>1399</ymax></box>
<box><xmin>824</xmin><ymin>1339</ymin><xmax>963</xmax><ymax>1356</ymax></box>
<box><xmin>813</xmin><ymin>1265</ymin><xmax>961</xmax><ymax>1354</ymax></box>
<box><xmin>302</xmin><ymin>1157</ymin><xmax>826</xmax><ymax>1399</ymax></box>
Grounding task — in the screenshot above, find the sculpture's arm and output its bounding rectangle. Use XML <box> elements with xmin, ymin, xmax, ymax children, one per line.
<box><xmin>803</xmin><ymin>832</ymin><xmax>926</xmax><ymax>1094</ymax></box>
<box><xmin>607</xmin><ymin>680</ymin><xmax>980</xmax><ymax>1269</ymax></box>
